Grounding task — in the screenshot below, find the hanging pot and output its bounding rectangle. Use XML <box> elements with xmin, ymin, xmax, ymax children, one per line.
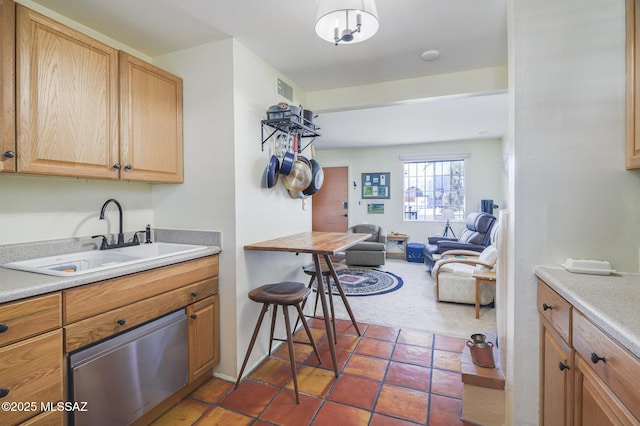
<box><xmin>266</xmin><ymin>155</ymin><xmax>280</xmax><ymax>188</ymax></box>
<box><xmin>303</xmin><ymin>158</ymin><xmax>324</xmax><ymax>196</ymax></box>
<box><xmin>282</xmin><ymin>156</ymin><xmax>312</xmax><ymax>193</ymax></box>
<box><xmin>279</xmin><ymin>150</ymin><xmax>295</xmax><ymax>176</ymax></box>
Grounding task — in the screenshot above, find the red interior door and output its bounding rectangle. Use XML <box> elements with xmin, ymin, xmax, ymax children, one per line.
<box><xmin>312</xmin><ymin>166</ymin><xmax>348</xmax><ymax>232</ymax></box>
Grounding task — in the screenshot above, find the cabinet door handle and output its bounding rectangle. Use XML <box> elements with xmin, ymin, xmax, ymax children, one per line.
<box><xmin>117</xmin><ymin>319</ymin><xmax>126</xmax><ymax>326</ymax></box>
<box><xmin>558</xmin><ymin>362</ymin><xmax>570</xmax><ymax>371</ymax></box>
<box><xmin>113</xmin><ymin>163</ymin><xmax>121</xmax><ymax>170</ymax></box>
<box><xmin>3</xmin><ymin>151</ymin><xmax>15</xmax><ymax>158</ymax></box>
<box><xmin>590</xmin><ymin>352</ymin><xmax>606</xmax><ymax>364</ymax></box>
<box><xmin>191</xmin><ymin>292</ymin><xmax>198</xmax><ymax>298</ymax></box>
<box><xmin>0</xmin><ymin>387</ymin><xmax>9</xmax><ymax>398</ymax></box>
<box><xmin>124</xmin><ymin>164</ymin><xmax>132</xmax><ymax>171</ymax></box>
<box><xmin>191</xmin><ymin>314</ymin><xmax>197</xmax><ymax>320</ymax></box>
<box><xmin>0</xmin><ymin>323</ymin><xmax>8</xmax><ymax>333</ymax></box>
<box><xmin>542</xmin><ymin>303</ymin><xmax>552</xmax><ymax>311</ymax></box>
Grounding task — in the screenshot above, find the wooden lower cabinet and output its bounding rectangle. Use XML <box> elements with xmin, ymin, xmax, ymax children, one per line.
<box><xmin>18</xmin><ymin>409</ymin><xmax>65</xmax><ymax>426</ymax></box>
<box><xmin>538</xmin><ymin>279</ymin><xmax>640</xmax><ymax>426</ymax></box>
<box><xmin>540</xmin><ymin>319</ymin><xmax>573</xmax><ymax>426</ymax></box>
<box><xmin>188</xmin><ymin>295</ymin><xmax>219</xmax><ymax>382</ymax></box>
<box><xmin>0</xmin><ymin>254</ymin><xmax>219</xmax><ymax>425</ymax></box>
<box><xmin>0</xmin><ymin>330</ymin><xmax>64</xmax><ymax>426</ymax></box>
<box><xmin>574</xmin><ymin>355</ymin><xmax>638</xmax><ymax>425</ymax></box>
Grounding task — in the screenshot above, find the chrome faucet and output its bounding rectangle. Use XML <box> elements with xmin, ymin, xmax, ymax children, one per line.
<box><xmin>100</xmin><ymin>199</ymin><xmax>125</xmax><ymax>245</ymax></box>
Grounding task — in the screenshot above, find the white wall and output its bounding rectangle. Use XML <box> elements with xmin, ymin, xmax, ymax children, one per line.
<box><xmin>151</xmin><ymin>38</ymin><xmax>314</xmax><ymax>379</ymax></box>
<box><xmin>316</xmin><ymin>139</ymin><xmax>506</xmax><ymax>242</ymax></box>
<box><xmin>231</xmin><ymin>40</ymin><xmax>315</xmax><ymax>377</ymax></box>
<box><xmin>307</xmin><ymin>66</ymin><xmax>508</xmax><ymax>112</ymax></box>
<box><xmin>151</xmin><ymin>39</ymin><xmax>237</xmax><ymax>378</ymax></box>
<box><xmin>507</xmin><ymin>0</ymin><xmax>640</xmax><ymax>423</ymax></box>
<box><xmin>0</xmin><ymin>175</ymin><xmax>153</xmax><ymax>244</ymax></box>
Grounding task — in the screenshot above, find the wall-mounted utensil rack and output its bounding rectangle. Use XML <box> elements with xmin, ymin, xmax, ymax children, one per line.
<box><xmin>261</xmin><ymin>117</ymin><xmax>320</xmax><ymax>152</ymax></box>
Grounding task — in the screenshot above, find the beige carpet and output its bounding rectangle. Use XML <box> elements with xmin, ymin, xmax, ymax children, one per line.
<box><xmin>321</xmin><ymin>259</ymin><xmax>497</xmax><ymax>339</ymax></box>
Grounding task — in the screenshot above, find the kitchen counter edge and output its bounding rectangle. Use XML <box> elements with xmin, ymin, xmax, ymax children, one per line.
<box><xmin>535</xmin><ymin>265</ymin><xmax>640</xmax><ymax>359</ymax></box>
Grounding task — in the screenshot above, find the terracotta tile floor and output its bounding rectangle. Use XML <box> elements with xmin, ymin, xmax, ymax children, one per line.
<box><xmin>152</xmin><ymin>319</ymin><xmax>474</xmax><ymax>425</ymax></box>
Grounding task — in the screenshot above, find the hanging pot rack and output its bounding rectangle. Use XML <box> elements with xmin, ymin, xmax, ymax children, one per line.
<box><xmin>261</xmin><ymin>113</ymin><xmax>320</xmax><ymax>153</ymax></box>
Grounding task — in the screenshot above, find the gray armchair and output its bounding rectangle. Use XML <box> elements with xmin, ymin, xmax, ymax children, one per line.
<box><xmin>345</xmin><ymin>224</ymin><xmax>387</xmax><ymax>266</ymax></box>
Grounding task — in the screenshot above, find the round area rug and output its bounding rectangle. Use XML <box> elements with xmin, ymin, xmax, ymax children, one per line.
<box><xmin>312</xmin><ymin>267</ymin><xmax>403</xmax><ymax>296</ymax></box>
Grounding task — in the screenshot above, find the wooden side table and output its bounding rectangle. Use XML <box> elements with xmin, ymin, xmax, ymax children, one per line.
<box><xmin>386</xmin><ymin>233</ymin><xmax>408</xmax><ymax>259</ymax></box>
<box><xmin>472</xmin><ymin>270</ymin><xmax>496</xmax><ymax>319</ymax></box>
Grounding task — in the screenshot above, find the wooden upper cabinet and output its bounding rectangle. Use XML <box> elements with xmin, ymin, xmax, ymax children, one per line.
<box><xmin>627</xmin><ymin>0</ymin><xmax>640</xmax><ymax>169</ymax></box>
<box><xmin>119</xmin><ymin>51</ymin><xmax>183</xmax><ymax>183</ymax></box>
<box><xmin>0</xmin><ymin>0</ymin><xmax>15</xmax><ymax>173</ymax></box>
<box><xmin>16</xmin><ymin>5</ymin><xmax>119</xmax><ymax>179</ymax></box>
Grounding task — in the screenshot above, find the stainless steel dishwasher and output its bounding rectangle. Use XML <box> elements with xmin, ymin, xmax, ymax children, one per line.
<box><xmin>69</xmin><ymin>309</ymin><xmax>188</xmax><ymax>426</ymax></box>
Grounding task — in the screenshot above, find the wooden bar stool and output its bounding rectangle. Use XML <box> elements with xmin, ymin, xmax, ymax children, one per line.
<box><xmin>235</xmin><ymin>281</ymin><xmax>321</xmax><ymax>403</ymax></box>
<box><xmin>295</xmin><ymin>260</ymin><xmax>348</xmax><ymax>342</ymax></box>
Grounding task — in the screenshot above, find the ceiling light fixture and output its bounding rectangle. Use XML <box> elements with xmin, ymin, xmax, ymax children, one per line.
<box><xmin>315</xmin><ymin>0</ymin><xmax>379</xmax><ymax>45</ymax></box>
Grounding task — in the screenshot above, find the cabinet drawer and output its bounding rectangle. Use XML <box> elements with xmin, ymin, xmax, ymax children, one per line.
<box><xmin>19</xmin><ymin>409</ymin><xmax>65</xmax><ymax>426</ymax></box>
<box><xmin>573</xmin><ymin>309</ymin><xmax>640</xmax><ymax>421</ymax></box>
<box><xmin>0</xmin><ymin>293</ymin><xmax>61</xmax><ymax>347</ymax></box>
<box><xmin>64</xmin><ymin>255</ymin><xmax>218</xmax><ymax>323</ymax></box>
<box><xmin>0</xmin><ymin>330</ymin><xmax>64</xmax><ymax>426</ymax></box>
<box><xmin>65</xmin><ymin>277</ymin><xmax>216</xmax><ymax>352</ymax></box>
<box><xmin>537</xmin><ymin>280</ymin><xmax>572</xmax><ymax>344</ymax></box>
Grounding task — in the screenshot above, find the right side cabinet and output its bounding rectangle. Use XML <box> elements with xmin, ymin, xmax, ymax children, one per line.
<box><xmin>119</xmin><ymin>51</ymin><xmax>184</xmax><ymax>183</ymax></box>
<box><xmin>538</xmin><ymin>279</ymin><xmax>640</xmax><ymax>425</ymax></box>
<box><xmin>187</xmin><ymin>295</ymin><xmax>219</xmax><ymax>383</ymax></box>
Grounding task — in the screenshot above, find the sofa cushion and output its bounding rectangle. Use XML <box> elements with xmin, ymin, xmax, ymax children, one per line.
<box><xmin>353</xmin><ymin>224</ymin><xmax>380</xmax><ymax>242</ymax></box>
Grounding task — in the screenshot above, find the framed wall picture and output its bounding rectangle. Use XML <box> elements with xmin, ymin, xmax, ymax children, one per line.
<box><xmin>367</xmin><ymin>202</ymin><xmax>385</xmax><ymax>214</ymax></box>
<box><xmin>361</xmin><ymin>172</ymin><xmax>390</xmax><ymax>199</ymax></box>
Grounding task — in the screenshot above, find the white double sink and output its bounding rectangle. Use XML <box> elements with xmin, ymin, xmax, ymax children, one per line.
<box><xmin>2</xmin><ymin>242</ymin><xmax>209</xmax><ymax>277</ymax></box>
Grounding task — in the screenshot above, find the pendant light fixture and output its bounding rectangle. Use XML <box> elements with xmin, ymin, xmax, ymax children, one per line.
<box><xmin>315</xmin><ymin>0</ymin><xmax>379</xmax><ymax>45</ymax></box>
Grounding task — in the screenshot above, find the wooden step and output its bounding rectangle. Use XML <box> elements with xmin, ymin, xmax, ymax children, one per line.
<box><xmin>460</xmin><ymin>334</ymin><xmax>505</xmax><ymax>425</ymax></box>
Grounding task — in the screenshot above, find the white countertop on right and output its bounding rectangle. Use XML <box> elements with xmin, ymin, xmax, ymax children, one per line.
<box><xmin>535</xmin><ymin>266</ymin><xmax>640</xmax><ymax>359</ymax></box>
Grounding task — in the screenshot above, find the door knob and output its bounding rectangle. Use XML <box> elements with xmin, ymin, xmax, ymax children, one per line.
<box><xmin>3</xmin><ymin>151</ymin><xmax>15</xmax><ymax>158</ymax></box>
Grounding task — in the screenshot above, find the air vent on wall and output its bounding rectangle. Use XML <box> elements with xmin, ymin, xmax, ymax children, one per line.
<box><xmin>277</xmin><ymin>78</ymin><xmax>294</xmax><ymax>102</ymax></box>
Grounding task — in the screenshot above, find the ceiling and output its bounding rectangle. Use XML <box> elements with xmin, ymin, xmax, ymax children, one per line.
<box><xmin>32</xmin><ymin>0</ymin><xmax>508</xmax><ymax>149</ymax></box>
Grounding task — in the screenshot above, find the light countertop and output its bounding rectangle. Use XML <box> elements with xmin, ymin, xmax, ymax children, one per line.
<box><xmin>535</xmin><ymin>266</ymin><xmax>640</xmax><ymax>359</ymax></box>
<box><xmin>0</xmin><ymin>229</ymin><xmax>221</xmax><ymax>304</ymax></box>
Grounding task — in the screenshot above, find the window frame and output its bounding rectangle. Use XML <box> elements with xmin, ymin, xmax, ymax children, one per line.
<box><xmin>402</xmin><ymin>157</ymin><xmax>466</xmax><ymax>222</ymax></box>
